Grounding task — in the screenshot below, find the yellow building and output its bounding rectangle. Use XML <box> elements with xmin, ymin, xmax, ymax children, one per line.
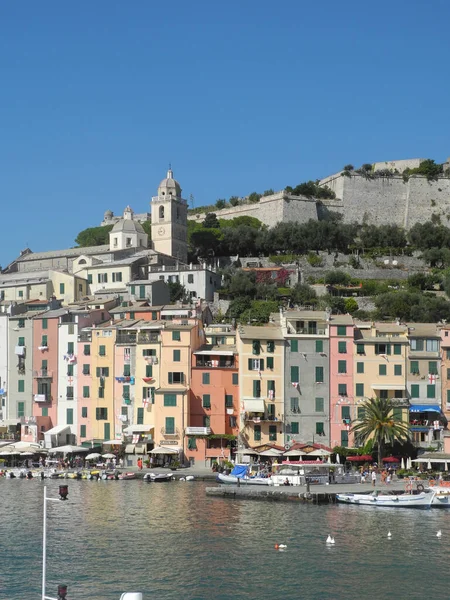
<box><xmin>153</xmin><ymin>320</ymin><xmax>203</xmax><ymax>456</ymax></box>
<box><xmin>237</xmin><ymin>325</ymin><xmax>285</xmax><ymax>451</ymax></box>
<box><xmin>89</xmin><ymin>322</ymin><xmax>116</xmax><ymax>441</ymax></box>
<box><xmin>133</xmin><ymin>322</ymin><xmax>162</xmax><ymax>434</ymax></box>
<box><xmin>353</xmin><ymin>322</ymin><xmax>409</xmax><ymax>431</ymax></box>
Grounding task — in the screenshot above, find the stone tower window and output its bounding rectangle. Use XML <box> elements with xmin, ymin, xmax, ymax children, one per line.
<box><xmin>159</xmin><ymin>206</ymin><xmax>165</xmax><ymax>220</ymax></box>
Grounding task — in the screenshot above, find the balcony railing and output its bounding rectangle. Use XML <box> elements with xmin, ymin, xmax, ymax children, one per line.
<box><xmin>160</xmin><ymin>427</ymin><xmax>181</xmax><ymax>438</ymax></box>
<box><xmin>116</xmin><ymin>333</ymin><xmax>137</xmax><ymax>344</ymax></box>
<box><xmin>244</xmin><ymin>412</ymin><xmax>280</xmax><ymax>422</ymax></box>
<box><xmin>78</xmin><ymin>332</ymin><xmax>92</xmax><ymax>342</ymax></box>
<box><xmin>137</xmin><ymin>333</ymin><xmax>159</xmax><ymax>344</ymax></box>
<box><xmin>33</xmin><ymin>370</ymin><xmax>53</xmax><ymax>379</ymax></box>
<box><xmin>195</xmin><ymin>358</ymin><xmax>235</xmax><ymax>368</ymax></box>
<box><xmin>296</xmin><ymin>327</ymin><xmax>326</xmax><ymax>335</ymax></box>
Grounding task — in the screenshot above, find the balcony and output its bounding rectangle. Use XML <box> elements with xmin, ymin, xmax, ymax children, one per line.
<box><xmin>296</xmin><ymin>327</ymin><xmax>326</xmax><ymax>335</ymax></box>
<box><xmin>195</xmin><ymin>357</ymin><xmax>235</xmax><ymax>368</ymax></box>
<box><xmin>186</xmin><ymin>426</ymin><xmax>211</xmax><ymax>435</ymax></box>
<box><xmin>160</xmin><ymin>427</ymin><xmax>181</xmax><ymax>438</ymax></box>
<box><xmin>78</xmin><ymin>332</ymin><xmax>92</xmax><ymax>342</ymax></box>
<box><xmin>33</xmin><ymin>370</ymin><xmax>53</xmax><ymax>380</ymax></box>
<box><xmin>116</xmin><ymin>333</ymin><xmax>137</xmax><ymax>345</ymax></box>
<box><xmin>34</xmin><ymin>394</ymin><xmax>49</xmax><ymax>402</ymax></box>
<box><xmin>244</xmin><ymin>412</ymin><xmax>280</xmax><ymax>422</ymax></box>
<box><xmin>137</xmin><ymin>333</ymin><xmax>159</xmax><ymax>344</ymax></box>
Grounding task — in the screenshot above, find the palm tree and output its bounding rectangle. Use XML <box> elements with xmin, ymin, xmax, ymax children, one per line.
<box><xmin>350</xmin><ymin>397</ymin><xmax>410</xmax><ymax>466</ymax></box>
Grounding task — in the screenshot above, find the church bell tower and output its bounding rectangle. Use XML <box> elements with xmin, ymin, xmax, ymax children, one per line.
<box><xmin>151</xmin><ymin>168</ymin><xmax>188</xmax><ymax>263</ymax></box>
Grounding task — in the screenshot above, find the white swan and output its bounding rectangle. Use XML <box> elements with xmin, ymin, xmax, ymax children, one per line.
<box><xmin>278</xmin><ymin>544</ymin><xmax>287</xmax><ymax>549</ymax></box>
<box><xmin>326</xmin><ymin>535</ymin><xmax>332</xmax><ymax>544</ymax></box>
<box><xmin>437</xmin><ymin>530</ymin><xmax>442</xmax><ymax>538</ymax></box>
<box><xmin>330</xmin><ymin>537</ymin><xmax>335</xmax><ymax>545</ymax></box>
<box><xmin>387</xmin><ymin>531</ymin><xmax>392</xmax><ymax>538</ymax></box>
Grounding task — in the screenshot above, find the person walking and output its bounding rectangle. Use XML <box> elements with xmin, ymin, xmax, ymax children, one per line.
<box><xmin>371</xmin><ymin>469</ymin><xmax>377</xmax><ymax>487</ymax></box>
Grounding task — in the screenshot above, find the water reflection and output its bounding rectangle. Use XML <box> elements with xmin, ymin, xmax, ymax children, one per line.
<box><xmin>1</xmin><ymin>480</ymin><xmax>450</xmax><ymax>599</ymax></box>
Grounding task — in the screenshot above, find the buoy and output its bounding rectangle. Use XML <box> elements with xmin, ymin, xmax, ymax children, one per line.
<box><xmin>326</xmin><ymin>535</ymin><xmax>332</xmax><ymax>544</ymax></box>
<box><xmin>274</xmin><ymin>544</ymin><xmax>279</xmax><ymax>550</ymax></box>
<box><xmin>437</xmin><ymin>530</ymin><xmax>442</xmax><ymax>538</ymax></box>
<box><xmin>388</xmin><ymin>531</ymin><xmax>392</xmax><ymax>538</ymax></box>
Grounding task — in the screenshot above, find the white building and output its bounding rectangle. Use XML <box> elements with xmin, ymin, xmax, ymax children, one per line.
<box><xmin>146</xmin><ymin>264</ymin><xmax>221</xmax><ymax>302</ymax></box>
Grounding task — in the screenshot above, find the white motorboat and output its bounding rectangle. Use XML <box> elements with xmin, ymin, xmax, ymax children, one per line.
<box><xmin>216</xmin><ymin>464</ymin><xmax>272</xmax><ymax>486</ymax></box>
<box><xmin>427</xmin><ymin>484</ymin><xmax>450</xmax><ymax>507</ymax></box>
<box><xmin>336</xmin><ymin>489</ymin><xmax>436</xmax><ymax>508</ymax></box>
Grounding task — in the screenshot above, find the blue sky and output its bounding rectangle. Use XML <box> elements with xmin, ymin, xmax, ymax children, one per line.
<box><xmin>1</xmin><ymin>0</ymin><xmax>449</xmax><ymax>265</ymax></box>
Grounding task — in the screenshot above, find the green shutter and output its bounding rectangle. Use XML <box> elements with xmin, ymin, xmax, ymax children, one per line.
<box><xmin>104</xmin><ymin>423</ymin><xmax>110</xmax><ymax>440</ymax></box>
<box><xmin>355</xmin><ymin>383</ymin><xmax>364</xmax><ymax>397</ymax></box>
<box><xmin>337</xmin><ymin>326</ymin><xmax>346</xmax><ymax>336</ymax></box>
<box><xmin>202</xmin><ymin>372</ymin><xmax>210</xmax><ymax>384</ymax></box>
<box><xmin>42</xmin><ymin>407</ymin><xmax>48</xmax><ymax>417</ymax></box>
<box><xmin>137</xmin><ymin>408</ymin><xmax>144</xmax><ymax>424</ymax></box>
<box><xmin>315</xmin><ymin>340</ymin><xmax>323</xmax><ymax>353</ymax></box>
<box><xmin>357</xmin><ymin>362</ymin><xmax>364</xmax><ymax>374</ymax></box>
<box><xmin>338</xmin><ymin>341</ymin><xmax>347</xmax><ymax>354</ymax></box>
<box><xmin>379</xmin><ymin>364</ymin><xmax>387</xmax><ymax>376</ymax></box>
<box><xmin>83</xmin><ymin>386</ymin><xmax>90</xmax><ymax>398</ymax></box>
<box><xmin>145</xmin><ymin>364</ymin><xmax>153</xmax><ymax>378</ymax></box>
<box><xmin>84</xmin><ymin>344</ymin><xmax>90</xmax><ymax>355</ymax></box>
<box><xmin>411</xmin><ymin>384</ymin><xmax>420</xmax><ymax>398</ymax></box>
<box><xmin>123</xmin><ymin>364</ymin><xmax>131</xmax><ymax>376</ymax></box>
<box><xmin>267</xmin><ymin>341</ymin><xmax>275</xmax><ymax>353</ymax></box>
<box><xmin>393</xmin><ymin>408</ymin><xmax>402</xmax><ymax>421</ymax></box>
<box><xmin>269</xmin><ymin>425</ymin><xmax>277</xmax><ymax>441</ymax></box>
<box><xmin>315</xmin><ymin>397</ymin><xmax>324</xmax><ymax>412</ymax></box>
<box><xmin>357</xmin><ymin>407</ymin><xmax>365</xmax><ymax>420</ymax></box>
<box><xmin>254</xmin><ymin>426</ymin><xmax>261</xmax><ymax>441</ymax></box>
<box><xmin>315</xmin><ymin>366</ymin><xmax>324</xmax><ymax>382</ymax></box>
<box><xmin>203</xmin><ymin>394</ymin><xmax>211</xmax><ymax>408</ymax></box>
<box><xmin>290</xmin><ymin>366</ymin><xmax>299</xmax><ymax>382</ymax></box>
<box><xmin>67</xmin><ymin>364</ymin><xmax>74</xmax><ymax>376</ymax></box>
<box><xmin>410</xmin><ymin>360</ymin><xmax>419</xmax><ymax>374</ymax></box>
<box><xmin>393</xmin><ymin>344</ymin><xmax>401</xmax><ymax>355</ymax></box>
<box><xmin>253</xmin><ymin>380</ymin><xmax>261</xmax><ymax>398</ymax></box>
<box><xmin>17</xmin><ymin>402</ymin><xmax>25</xmax><ymax>418</ymax></box>
<box><xmin>172</xmin><ymin>331</ymin><xmax>181</xmax><ymax>341</ymax></box>
<box><xmin>165</xmin><ymin>417</ymin><xmax>175</xmax><ymax>434</ymax></box>
<box><xmin>18</xmin><ymin>380</ymin><xmax>24</xmax><ymax>392</ymax></box>
<box><xmin>225</xmin><ymin>394</ymin><xmax>233</xmax><ymax>408</ymax></box>
<box><xmin>356</xmin><ymin>343</ymin><xmax>364</xmax><ymax>355</ymax></box>
<box><xmin>447</xmin><ymin>390</ymin><xmax>450</xmax><ymax>404</ymax></box>
<box><xmin>99</xmin><ymin>345</ymin><xmax>106</xmax><ymax>356</ymax></box>
<box><xmin>18</xmin><ymin>337</ymin><xmax>25</xmax><ymax>346</ymax></box>
<box><xmin>291</xmin><ymin>422</ymin><xmax>299</xmax><ymax>434</ymax></box>
<box><xmin>338</xmin><ymin>383</ymin><xmax>347</xmax><ymax>396</ymax></box>
<box><xmin>42</xmin><ymin>335</ymin><xmax>48</xmax><ymax>347</ymax></box>
<box><xmin>67</xmin><ymin>342</ymin><xmax>74</xmax><ymax>354</ymax></box>
<box><xmin>338</xmin><ymin>360</ymin><xmax>347</xmax><ymax>374</ymax></box>
<box><xmin>252</xmin><ymin>340</ymin><xmax>260</xmax><ymax>355</ymax></box>
<box><xmin>168</xmin><ymin>372</ymin><xmax>173</xmax><ymax>384</ymax></box>
<box><xmin>164</xmin><ymin>394</ymin><xmax>177</xmax><ymax>407</ymax></box>
<box><xmin>266</xmin><ymin>357</ymin><xmax>274</xmax><ymax>369</ymax></box>
<box><xmin>341</xmin><ymin>406</ymin><xmax>350</xmax><ymax>420</ymax></box>
<box><xmin>80</xmin><ymin>425</ymin><xmax>86</xmax><ymax>438</ymax></box>
<box><xmin>341</xmin><ymin>430</ymin><xmax>349</xmax><ymax>447</ymax></box>
<box><xmin>173</xmin><ymin>349</ymin><xmax>181</xmax><ymax>362</ymax></box>
<box><xmin>316</xmin><ymin>422</ymin><xmax>324</xmax><ymax>435</ymax></box>
<box><xmin>232</xmin><ymin>373</ymin><xmax>238</xmax><ymax>385</ymax></box>
<box><xmin>67</xmin><ymin>409</ymin><xmax>73</xmax><ymax>425</ymax></box>
<box><xmin>394</xmin><ymin>364</ymin><xmax>402</xmax><ymax>376</ymax></box>
<box><xmin>81</xmin><ymin>407</ymin><xmax>88</xmax><ymax>418</ymax></box>
<box><xmin>427</xmin><ymin>385</ymin><xmax>436</xmax><ymax>399</ymax></box>
<box><xmin>429</xmin><ymin>361</ymin><xmax>438</xmax><ymax>375</ymax></box>
<box><xmin>248</xmin><ymin>358</ymin><xmax>253</xmax><ymax>371</ymax></box>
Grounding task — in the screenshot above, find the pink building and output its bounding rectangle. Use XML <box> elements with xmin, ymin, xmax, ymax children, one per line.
<box><xmin>329</xmin><ymin>315</ymin><xmax>355</xmax><ymax>449</ymax></box>
<box><xmin>32</xmin><ymin>313</ymin><xmax>59</xmax><ymax>442</ymax></box>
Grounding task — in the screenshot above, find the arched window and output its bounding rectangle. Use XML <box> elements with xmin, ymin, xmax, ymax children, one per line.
<box><xmin>159</xmin><ymin>206</ymin><xmax>165</xmax><ymax>220</ymax></box>
<box><xmin>78</xmin><ymin>259</ymin><xmax>87</xmax><ymax>265</ymax></box>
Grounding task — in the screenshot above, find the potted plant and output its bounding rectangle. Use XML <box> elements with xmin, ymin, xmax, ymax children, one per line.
<box><xmin>211</xmin><ymin>461</ymin><xmax>219</xmax><ymax>472</ymax></box>
<box><xmin>170</xmin><ymin>460</ymin><xmax>181</xmax><ymax>471</ymax></box>
<box><xmin>144</xmin><ymin>459</ymin><xmax>150</xmax><ymax>468</ymax></box>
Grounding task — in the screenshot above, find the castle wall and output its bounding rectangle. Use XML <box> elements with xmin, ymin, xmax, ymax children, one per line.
<box><xmin>188</xmin><ymin>193</ymin><xmax>318</xmax><ymax>227</ymax></box>
<box><xmin>320</xmin><ymin>174</ymin><xmax>450</xmax><ymax>228</ymax></box>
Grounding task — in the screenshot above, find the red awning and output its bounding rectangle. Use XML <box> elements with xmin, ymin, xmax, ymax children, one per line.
<box><xmin>142</xmin><ymin>378</ymin><xmax>155</xmax><ymax>384</ymax></box>
<box><xmin>346</xmin><ymin>455</ymin><xmax>373</xmax><ymax>462</ymax></box>
<box><xmin>382</xmin><ymin>456</ymin><xmax>400</xmax><ymax>463</ymax></box>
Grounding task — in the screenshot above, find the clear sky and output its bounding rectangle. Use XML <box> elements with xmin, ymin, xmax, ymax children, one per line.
<box><xmin>1</xmin><ymin>0</ymin><xmax>450</xmax><ymax>266</ymax></box>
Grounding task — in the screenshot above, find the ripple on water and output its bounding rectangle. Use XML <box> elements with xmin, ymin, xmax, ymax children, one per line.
<box><xmin>1</xmin><ymin>480</ymin><xmax>450</xmax><ymax>599</ymax></box>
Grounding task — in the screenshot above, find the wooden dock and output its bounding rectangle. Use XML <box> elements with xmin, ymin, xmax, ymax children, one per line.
<box><xmin>206</xmin><ymin>481</ymin><xmax>409</xmax><ymax>504</ymax></box>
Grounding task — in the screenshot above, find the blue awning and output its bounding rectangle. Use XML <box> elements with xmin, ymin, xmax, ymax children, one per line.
<box><xmin>409</xmin><ymin>404</ymin><xmax>441</xmax><ymax>413</ymax></box>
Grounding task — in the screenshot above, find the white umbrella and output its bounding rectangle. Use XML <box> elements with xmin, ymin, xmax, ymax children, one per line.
<box><xmin>102</xmin><ymin>453</ymin><xmax>116</xmax><ymax>459</ymax></box>
<box><xmin>85</xmin><ymin>453</ymin><xmax>101</xmax><ymax>460</ymax></box>
<box><xmin>150</xmin><ymin>447</ymin><xmax>179</xmax><ymax>455</ymax></box>
<box><xmin>335</xmin><ymin>453</ymin><xmax>340</xmax><ymax>464</ymax></box>
<box><xmin>102</xmin><ymin>439</ymin><xmax>123</xmax><ymax>445</ymax></box>
<box><xmin>407</xmin><ymin>457</ymin><xmax>412</xmax><ymax>469</ymax></box>
<box><xmin>309</xmin><ymin>448</ymin><xmax>331</xmax><ymax>457</ymax></box>
<box><xmin>20</xmin><ymin>452</ymin><xmax>34</xmax><ymax>456</ymax></box>
<box><xmin>259</xmin><ymin>448</ymin><xmax>283</xmax><ymax>457</ymax></box>
<box><xmin>427</xmin><ymin>460</ymin><xmax>432</xmax><ymax>470</ymax></box>
<box><xmin>445</xmin><ymin>462</ymin><xmax>448</xmax><ymax>472</ymax></box>
<box><xmin>48</xmin><ymin>445</ymin><xmax>87</xmax><ymax>454</ymax></box>
<box><xmin>401</xmin><ymin>458</ymin><xmax>405</xmax><ymax>470</ymax></box>
<box><xmin>242</xmin><ymin>449</ymin><xmax>258</xmax><ymax>456</ymax></box>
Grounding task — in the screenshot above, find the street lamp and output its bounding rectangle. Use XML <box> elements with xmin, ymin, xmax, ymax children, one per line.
<box><xmin>42</xmin><ymin>485</ymin><xmax>69</xmax><ymax>600</ymax></box>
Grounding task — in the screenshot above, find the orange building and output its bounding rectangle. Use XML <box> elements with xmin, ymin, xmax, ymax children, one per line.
<box><xmin>188</xmin><ymin>324</ymin><xmax>239</xmax><ymax>466</ymax></box>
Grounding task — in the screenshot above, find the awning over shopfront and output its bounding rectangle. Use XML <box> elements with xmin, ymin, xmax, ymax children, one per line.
<box><xmin>125</xmin><ymin>444</ymin><xmax>135</xmax><ymax>454</ymax></box>
<box><xmin>371</xmin><ymin>384</ymin><xmax>406</xmax><ymax>390</ymax></box>
<box><xmin>409</xmin><ymin>405</ymin><xmax>441</xmax><ymax>413</ymax></box>
<box><xmin>194</xmin><ymin>350</ymin><xmax>234</xmax><ymax>356</ymax></box>
<box><xmin>243</xmin><ymin>399</ymin><xmax>265</xmax><ymax>412</ymax></box>
<box><xmin>135</xmin><ymin>443</ymin><xmax>147</xmax><ymax>454</ymax></box>
<box><xmin>150</xmin><ymin>446</ymin><xmax>181</xmax><ymax>455</ymax></box>
<box><xmin>123</xmin><ymin>425</ymin><xmax>153</xmax><ymax>434</ymax></box>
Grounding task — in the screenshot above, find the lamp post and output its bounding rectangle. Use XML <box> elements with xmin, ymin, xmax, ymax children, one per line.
<box><xmin>42</xmin><ymin>485</ymin><xmax>69</xmax><ymax>600</ymax></box>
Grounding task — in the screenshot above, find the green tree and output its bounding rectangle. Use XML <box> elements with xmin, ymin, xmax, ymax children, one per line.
<box><xmin>290</xmin><ymin>283</ymin><xmax>317</xmax><ymax>305</ymax></box>
<box><xmin>248</xmin><ymin>192</ymin><xmax>261</xmax><ymax>204</ymax></box>
<box><xmin>263</xmin><ymin>189</ymin><xmax>274</xmax><ymax>196</ymax></box>
<box><xmin>228</xmin><ymin>271</ymin><xmax>256</xmax><ymax>297</ymax></box>
<box><xmin>324</xmin><ymin>271</ymin><xmax>351</xmax><ymax>286</ymax></box>
<box><xmin>168</xmin><ymin>282</ymin><xmax>189</xmax><ymax>303</ymax></box>
<box><xmin>215</xmin><ymin>199</ymin><xmax>227</xmax><ymax>210</ymax></box>
<box><xmin>344</xmin><ymin>297</ymin><xmax>359</xmax><ymax>314</ymax></box>
<box><xmin>75</xmin><ymin>225</ymin><xmax>113</xmax><ymax>247</ymax></box>
<box><xmin>350</xmin><ymin>397</ymin><xmax>410</xmax><ymax>465</ymax></box>
<box><xmin>229</xmin><ymin>196</ymin><xmax>240</xmax><ymax>206</ymax></box>
<box><xmin>203</xmin><ymin>213</ymin><xmax>220</xmax><ymax>229</ymax></box>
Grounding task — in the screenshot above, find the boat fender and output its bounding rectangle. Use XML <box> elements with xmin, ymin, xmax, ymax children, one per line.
<box><xmin>416</xmin><ymin>484</ymin><xmax>425</xmax><ymax>492</ymax></box>
<box><xmin>405</xmin><ymin>483</ymin><xmax>413</xmax><ymax>492</ymax></box>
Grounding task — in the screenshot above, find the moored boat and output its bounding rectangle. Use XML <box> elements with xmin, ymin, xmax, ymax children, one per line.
<box><xmin>336</xmin><ymin>489</ymin><xmax>436</xmax><ymax>508</ymax></box>
<box><xmin>216</xmin><ymin>464</ymin><xmax>272</xmax><ymax>486</ymax></box>
<box><xmin>144</xmin><ymin>472</ymin><xmax>174</xmax><ymax>482</ymax></box>
<box><xmin>118</xmin><ymin>472</ymin><xmax>136</xmax><ymax>480</ymax></box>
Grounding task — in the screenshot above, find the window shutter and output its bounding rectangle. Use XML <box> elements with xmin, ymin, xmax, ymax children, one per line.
<box><xmin>248</xmin><ymin>359</ymin><xmax>253</xmax><ymax>370</ymax></box>
<box><xmin>168</xmin><ymin>372</ymin><xmax>173</xmax><ymax>384</ymax></box>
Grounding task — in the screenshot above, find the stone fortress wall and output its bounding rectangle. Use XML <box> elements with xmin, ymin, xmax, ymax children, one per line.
<box><xmin>187</xmin><ymin>191</ymin><xmax>318</xmax><ymax>227</ymax></box>
<box><xmin>320</xmin><ymin>158</ymin><xmax>450</xmax><ymax>228</ymax></box>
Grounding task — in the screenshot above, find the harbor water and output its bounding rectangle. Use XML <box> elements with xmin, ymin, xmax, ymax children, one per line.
<box><xmin>1</xmin><ymin>478</ymin><xmax>449</xmax><ymax>600</ymax></box>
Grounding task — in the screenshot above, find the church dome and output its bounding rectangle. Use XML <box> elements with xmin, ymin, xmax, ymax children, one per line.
<box><xmin>111</xmin><ymin>219</ymin><xmax>145</xmax><ymax>234</ymax></box>
<box><xmin>158</xmin><ymin>168</ymin><xmax>182</xmax><ymax>197</ymax></box>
